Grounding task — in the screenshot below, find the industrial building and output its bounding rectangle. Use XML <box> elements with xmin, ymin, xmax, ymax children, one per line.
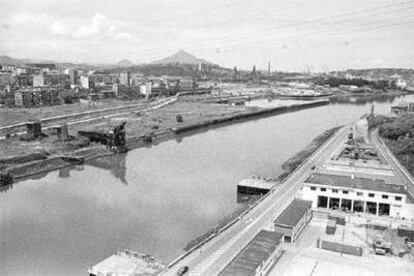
<box><xmin>302</xmin><ymin>173</ymin><xmax>414</xmax><ymax>219</ymax></box>
<box><xmin>391</xmin><ymin>101</ymin><xmax>414</xmax><ymax>114</ymax></box>
<box><xmin>120</xmin><ymin>71</ymin><xmax>131</xmax><ymax>86</ymax></box>
<box><xmin>80</xmin><ymin>75</ymin><xmax>94</xmax><ymax>89</ymax></box>
<box><xmin>273</xmin><ymin>198</ymin><xmax>313</xmax><ymax>243</ymax></box>
<box><xmin>219</xmin><ymin>230</ymin><xmax>284</xmax><ymax>276</ymax></box>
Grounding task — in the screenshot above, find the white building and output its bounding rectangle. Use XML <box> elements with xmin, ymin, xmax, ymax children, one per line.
<box><xmin>33</xmin><ymin>74</ymin><xmax>44</xmax><ymax>86</ymax></box>
<box><xmin>396</xmin><ymin>79</ymin><xmax>407</xmax><ymax>89</ymax></box>
<box><xmin>80</xmin><ymin>75</ymin><xmax>90</xmax><ymax>89</ymax></box>
<box><xmin>301</xmin><ymin>173</ymin><xmax>414</xmax><ymax>220</ymax></box>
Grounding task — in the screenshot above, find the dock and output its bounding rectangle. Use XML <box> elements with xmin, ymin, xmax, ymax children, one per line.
<box><xmin>88</xmin><ymin>250</ymin><xmax>164</xmax><ymax>276</ymax></box>
<box><xmin>237</xmin><ymin>176</ymin><xmax>277</xmax><ymax>195</ymax></box>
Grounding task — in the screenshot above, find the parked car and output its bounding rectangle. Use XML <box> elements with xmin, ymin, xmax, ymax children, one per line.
<box><xmin>177</xmin><ymin>265</ymin><xmax>189</xmax><ymax>275</ymax></box>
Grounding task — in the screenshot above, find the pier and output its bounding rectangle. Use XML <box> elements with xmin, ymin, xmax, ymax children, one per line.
<box><xmin>237</xmin><ymin>176</ymin><xmax>277</xmax><ymax>195</ymax></box>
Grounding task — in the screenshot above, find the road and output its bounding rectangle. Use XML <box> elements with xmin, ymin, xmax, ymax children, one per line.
<box><xmin>370</xmin><ymin>128</ymin><xmax>414</xmax><ymax>202</ymax></box>
<box><xmin>163</xmin><ymin>126</ymin><xmax>349</xmax><ymax>276</ymax></box>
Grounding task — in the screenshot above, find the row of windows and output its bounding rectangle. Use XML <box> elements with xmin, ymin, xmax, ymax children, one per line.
<box><xmin>309</xmin><ymin>186</ymin><xmax>402</xmax><ymax>201</ymax></box>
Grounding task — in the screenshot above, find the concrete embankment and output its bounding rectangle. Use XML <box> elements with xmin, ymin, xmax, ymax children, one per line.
<box><xmin>173</xmin><ymin>99</ymin><xmax>328</xmax><ymax>134</ymax></box>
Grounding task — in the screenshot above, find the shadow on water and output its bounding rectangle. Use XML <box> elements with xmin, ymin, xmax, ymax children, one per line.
<box><xmin>87</xmin><ymin>154</ymin><xmax>127</xmax><ymax>185</ymax></box>
<box><xmin>0</xmin><ymin>183</ymin><xmax>13</xmax><ymax>193</ymax></box>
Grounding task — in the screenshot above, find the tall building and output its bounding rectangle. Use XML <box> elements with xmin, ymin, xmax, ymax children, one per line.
<box><xmin>69</xmin><ymin>70</ymin><xmax>78</xmax><ymax>85</ymax></box>
<box><xmin>119</xmin><ymin>72</ymin><xmax>131</xmax><ymax>86</ymax></box>
<box><xmin>80</xmin><ymin>75</ymin><xmax>92</xmax><ymax>89</ymax></box>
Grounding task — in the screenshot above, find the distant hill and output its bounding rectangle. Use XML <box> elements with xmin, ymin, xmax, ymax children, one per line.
<box><xmin>0</xmin><ymin>55</ymin><xmax>25</xmax><ymax>65</ymax></box>
<box><xmin>117</xmin><ymin>59</ymin><xmax>134</xmax><ymax>67</ymax></box>
<box><xmin>151</xmin><ymin>50</ymin><xmax>214</xmax><ymax>65</ymax></box>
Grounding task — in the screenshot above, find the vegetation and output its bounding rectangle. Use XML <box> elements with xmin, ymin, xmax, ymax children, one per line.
<box><xmin>315</xmin><ymin>77</ymin><xmax>394</xmax><ymax>89</ymax></box>
<box><xmin>376</xmin><ymin>114</ymin><xmax>414</xmax><ymax>175</ymax></box>
<box><xmin>368</xmin><ymin>115</ymin><xmax>395</xmax><ymax>130</ymax></box>
<box><xmin>378</xmin><ymin>114</ymin><xmax>414</xmax><ymax>140</ymax></box>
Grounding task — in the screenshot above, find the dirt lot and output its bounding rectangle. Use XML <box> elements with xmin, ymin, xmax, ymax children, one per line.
<box><xmin>0</xmin><ymin>98</ymin><xmax>149</xmax><ymax>127</ymax></box>
<box><xmin>271</xmin><ymin>218</ymin><xmax>414</xmax><ymax>276</ymax></box>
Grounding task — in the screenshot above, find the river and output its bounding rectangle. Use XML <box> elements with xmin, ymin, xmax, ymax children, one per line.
<box><xmin>0</xmin><ymin>94</ymin><xmax>412</xmax><ymax>275</ymax></box>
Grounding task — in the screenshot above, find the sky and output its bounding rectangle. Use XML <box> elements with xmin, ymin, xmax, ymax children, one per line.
<box><xmin>0</xmin><ymin>0</ymin><xmax>413</xmax><ymax>71</ymax></box>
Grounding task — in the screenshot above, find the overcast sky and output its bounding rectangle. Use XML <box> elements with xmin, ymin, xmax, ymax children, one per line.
<box><xmin>1</xmin><ymin>0</ymin><xmax>413</xmax><ymax>71</ymax></box>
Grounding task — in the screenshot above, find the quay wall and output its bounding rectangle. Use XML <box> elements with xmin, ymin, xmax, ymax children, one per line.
<box><xmin>173</xmin><ymin>100</ymin><xmax>328</xmax><ymax>134</ymax></box>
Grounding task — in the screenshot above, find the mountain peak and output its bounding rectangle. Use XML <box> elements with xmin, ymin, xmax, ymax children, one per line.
<box><xmin>151</xmin><ymin>50</ymin><xmax>213</xmax><ymax>65</ymax></box>
<box><xmin>117</xmin><ymin>59</ymin><xmax>134</xmax><ymax>67</ymax></box>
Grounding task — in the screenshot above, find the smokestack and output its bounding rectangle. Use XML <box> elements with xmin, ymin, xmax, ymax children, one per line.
<box><xmin>268</xmin><ymin>61</ymin><xmax>270</xmax><ymax>76</ymax></box>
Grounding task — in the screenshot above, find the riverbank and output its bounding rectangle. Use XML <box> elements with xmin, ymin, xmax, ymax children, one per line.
<box><xmin>0</xmin><ymin>98</ymin><xmax>328</xmax><ymax>185</ymax></box>
<box><xmin>179</xmin><ymin>125</ymin><xmax>340</xmax><ymax>257</ymax></box>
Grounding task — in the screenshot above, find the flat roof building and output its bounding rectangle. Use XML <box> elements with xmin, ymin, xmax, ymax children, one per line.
<box><xmin>273</xmin><ymin>198</ymin><xmax>313</xmax><ymax>243</ymax></box>
<box><xmin>219</xmin><ymin>230</ymin><xmax>284</xmax><ymax>276</ymax></box>
<box><xmin>302</xmin><ymin>173</ymin><xmax>414</xmax><ymax>219</ymax></box>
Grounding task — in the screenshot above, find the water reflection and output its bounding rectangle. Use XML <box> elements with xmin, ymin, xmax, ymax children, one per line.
<box><xmin>87</xmin><ymin>154</ymin><xmax>127</xmax><ymax>184</ymax></box>
<box><xmin>0</xmin><ymin>184</ymin><xmax>13</xmax><ymax>193</ymax></box>
<box><xmin>329</xmin><ymin>94</ymin><xmax>401</xmax><ymax>105</ymax></box>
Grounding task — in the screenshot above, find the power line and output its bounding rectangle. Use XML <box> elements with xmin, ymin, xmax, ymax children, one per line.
<box><xmin>129</xmin><ymin>0</ymin><xmax>414</xmax><ymax>59</ymax></box>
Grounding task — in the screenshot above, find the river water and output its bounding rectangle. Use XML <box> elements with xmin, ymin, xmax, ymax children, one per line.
<box><xmin>0</xmin><ymin>94</ymin><xmax>413</xmax><ymax>275</ymax></box>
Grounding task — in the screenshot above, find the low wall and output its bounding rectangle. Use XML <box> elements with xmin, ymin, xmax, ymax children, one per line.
<box><xmin>317</xmin><ymin>239</ymin><xmax>363</xmax><ymax>256</ymax></box>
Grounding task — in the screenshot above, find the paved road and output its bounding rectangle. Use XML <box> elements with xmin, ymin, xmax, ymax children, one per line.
<box><xmin>163</xmin><ymin>126</ymin><xmax>349</xmax><ymax>276</ymax></box>
<box><xmin>370</xmin><ymin>128</ymin><xmax>414</xmax><ymax>201</ymax></box>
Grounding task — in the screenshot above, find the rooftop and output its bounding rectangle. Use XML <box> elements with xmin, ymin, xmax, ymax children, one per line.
<box><xmin>238</xmin><ymin>177</ymin><xmax>277</xmax><ymax>191</ymax></box>
<box><xmin>219</xmin><ymin>230</ymin><xmax>284</xmax><ymax>276</ymax></box>
<box><xmin>305</xmin><ymin>173</ymin><xmax>406</xmax><ymax>195</ymax></box>
<box><xmin>274</xmin><ymin>199</ymin><xmax>312</xmax><ymax>228</ymax></box>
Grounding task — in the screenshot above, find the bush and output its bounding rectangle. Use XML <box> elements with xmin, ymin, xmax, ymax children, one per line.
<box><xmin>63</xmin><ymin>95</ymin><xmax>73</xmax><ymax>104</ymax></box>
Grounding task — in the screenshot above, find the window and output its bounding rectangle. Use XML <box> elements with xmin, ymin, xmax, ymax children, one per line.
<box><xmin>320</xmin><ymin>188</ymin><xmax>326</xmax><ymax>192</ymax></box>
<box><xmin>342</xmin><ymin>190</ymin><xmax>349</xmax><ymax>194</ymax></box>
<box><xmin>357</xmin><ymin>192</ymin><xmax>363</xmax><ymax>196</ymax></box>
<box><xmin>368</xmin><ymin>193</ymin><xmax>375</xmax><ymax>198</ymax></box>
<box><xmin>332</xmin><ymin>189</ymin><xmax>338</xmax><ymax>193</ymax></box>
<box><xmin>395</xmin><ymin>196</ymin><xmax>402</xmax><ymax>201</ymax></box>
<box><xmin>310</xmin><ymin>186</ymin><xmax>316</xmax><ymax>191</ymax></box>
<box><xmin>382</xmin><ymin>195</ymin><xmax>388</xmax><ymax>199</ymax></box>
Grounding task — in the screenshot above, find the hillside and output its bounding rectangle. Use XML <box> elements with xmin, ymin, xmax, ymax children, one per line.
<box><xmin>0</xmin><ymin>55</ymin><xmax>25</xmax><ymax>65</ymax></box>
<box><xmin>117</xmin><ymin>59</ymin><xmax>134</xmax><ymax>67</ymax></box>
<box><xmin>151</xmin><ymin>50</ymin><xmax>214</xmax><ymax>65</ymax></box>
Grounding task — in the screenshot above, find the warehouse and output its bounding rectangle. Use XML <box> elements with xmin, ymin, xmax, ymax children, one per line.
<box><xmin>219</xmin><ymin>230</ymin><xmax>284</xmax><ymax>276</ymax></box>
<box><xmin>302</xmin><ymin>173</ymin><xmax>414</xmax><ymax>219</ymax></box>
<box><xmin>273</xmin><ymin>198</ymin><xmax>313</xmax><ymax>243</ymax></box>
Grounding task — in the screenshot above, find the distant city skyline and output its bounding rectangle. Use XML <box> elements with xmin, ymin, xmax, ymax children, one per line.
<box><xmin>1</xmin><ymin>0</ymin><xmax>413</xmax><ymax>71</ymax></box>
